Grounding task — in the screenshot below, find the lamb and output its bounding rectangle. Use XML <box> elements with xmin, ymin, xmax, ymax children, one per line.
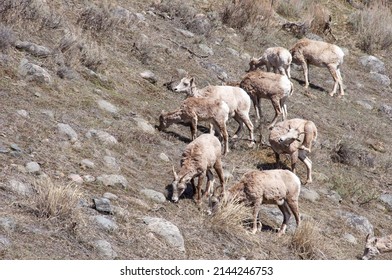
<box><xmin>173</xmin><ymin>77</ymin><xmax>254</xmax><ymax>144</ymax></box>
<box><xmin>289</xmin><ymin>38</ymin><xmax>345</xmax><ymax>96</ymax></box>
<box><xmin>248</xmin><ymin>47</ymin><xmax>292</xmax><ymax>78</ymax></box>
<box><xmin>362</xmin><ymin>233</ymin><xmax>392</xmax><ymax>260</ymax></box>
<box><xmin>158</xmin><ymin>96</ymin><xmax>230</xmax><ymax>154</ymax></box>
<box><xmin>171</xmin><ymin>127</ymin><xmax>225</xmax><ymax>205</ymax></box>
<box><xmin>268</xmin><ymin>118</ymin><xmax>318</xmax><ymax>184</ymax></box>
<box><xmin>239</xmin><ymin>70</ymin><xmax>294</xmax><ymax>129</ymax></box>
<box><xmin>211</xmin><ymin>169</ymin><xmax>301</xmax><ymax>235</ymax></box>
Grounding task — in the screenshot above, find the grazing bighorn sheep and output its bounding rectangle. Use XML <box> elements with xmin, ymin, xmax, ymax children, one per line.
<box><xmin>248</xmin><ymin>47</ymin><xmax>292</xmax><ymax>78</ymax></box>
<box><xmin>240</xmin><ymin>70</ymin><xmax>294</xmax><ymax>129</ymax></box>
<box><xmin>158</xmin><ymin>96</ymin><xmax>230</xmax><ymax>154</ymax></box>
<box><xmin>289</xmin><ymin>38</ymin><xmax>345</xmax><ymax>96</ymax></box>
<box><xmin>362</xmin><ymin>233</ymin><xmax>392</xmax><ymax>260</ymax></box>
<box><xmin>171</xmin><ymin>127</ymin><xmax>225</xmax><ymax>205</ymax></box>
<box><xmin>269</xmin><ymin>118</ymin><xmax>318</xmax><ymax>184</ymax></box>
<box><xmin>174</xmin><ymin>77</ymin><xmax>254</xmax><ymax>144</ymax></box>
<box><xmin>211</xmin><ymin>169</ymin><xmax>301</xmax><ymax>235</ymax></box>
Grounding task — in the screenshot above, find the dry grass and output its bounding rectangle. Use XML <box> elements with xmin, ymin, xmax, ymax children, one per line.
<box><xmin>0</xmin><ymin>24</ymin><xmax>15</xmax><ymax>51</ymax></box>
<box><xmin>290</xmin><ymin>220</ymin><xmax>325</xmax><ymax>259</ymax></box>
<box><xmin>348</xmin><ymin>0</ymin><xmax>392</xmax><ymax>53</ymax></box>
<box><xmin>29</xmin><ymin>178</ymin><xmax>84</xmax><ymax>228</ymax></box>
<box><xmin>221</xmin><ymin>0</ymin><xmax>274</xmax><ymax>29</ymax></box>
<box><xmin>209</xmin><ymin>196</ymin><xmax>251</xmax><ymax>235</ymax></box>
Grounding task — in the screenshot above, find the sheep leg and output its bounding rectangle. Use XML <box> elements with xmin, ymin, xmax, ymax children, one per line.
<box><xmin>336</xmin><ymin>68</ymin><xmax>344</xmax><ymax>96</ymax></box>
<box><xmin>251</xmin><ymin>198</ymin><xmax>262</xmax><ymax>234</ymax></box>
<box><xmin>235</xmin><ymin>111</ymin><xmax>255</xmax><ymax>145</ymax></box>
<box><xmin>232</xmin><ymin>114</ymin><xmax>244</xmax><ymax>139</ymax></box>
<box><xmin>290</xmin><ymin>150</ymin><xmax>299</xmax><ymax>174</ymax></box>
<box><xmin>213</xmin><ymin>158</ymin><xmax>225</xmax><ymax>194</ymax></box>
<box><xmin>286</xmin><ymin>64</ymin><xmax>291</xmax><ymax>79</ymax></box>
<box><xmin>204</xmin><ymin>169</ymin><xmax>215</xmax><ymax>198</ymax></box>
<box><xmin>327</xmin><ymin>64</ymin><xmax>339</xmax><ymax>96</ymax></box>
<box><xmin>277</xmin><ymin>201</ymin><xmax>291</xmax><ymax>235</ymax></box>
<box><xmin>268</xmin><ymin>96</ymin><xmax>282</xmax><ymax>129</ymax></box>
<box><xmin>190</xmin><ymin>116</ymin><xmax>198</xmax><ymax>140</ymax></box>
<box><xmin>194</xmin><ymin>174</ymin><xmax>204</xmax><ymax>204</ymax></box>
<box><xmin>278</xmin><ymin>66</ymin><xmax>286</xmax><ymax>76</ymax></box>
<box><xmin>299</xmin><ymin>123</ymin><xmax>313</xmax><ymax>152</ymax></box>
<box><xmin>216</xmin><ymin>121</ymin><xmax>229</xmax><ymax>155</ymax></box>
<box><xmin>302</xmin><ymin>61</ymin><xmax>310</xmax><ymax>88</ymax></box>
<box><xmin>286</xmin><ymin>198</ymin><xmax>300</xmax><ymax>228</ymax></box>
<box><xmin>299</xmin><ymin>150</ymin><xmax>312</xmax><ymax>184</ymax></box>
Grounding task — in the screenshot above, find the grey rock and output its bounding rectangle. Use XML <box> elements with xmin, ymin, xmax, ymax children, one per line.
<box><xmin>96</xmin><ymin>174</ymin><xmax>128</xmax><ymax>188</ymax></box>
<box><xmin>380</xmin><ymin>104</ymin><xmax>392</xmax><ymax>121</ymax></box>
<box><xmin>135</xmin><ymin>117</ymin><xmax>155</xmax><ymax>134</ymax></box>
<box><xmin>15</xmin><ymin>40</ymin><xmax>51</xmax><ymax>57</ymax></box>
<box><xmin>80</xmin><ymin>159</ymin><xmax>95</xmax><ymax>169</ymax></box>
<box><xmin>25</xmin><ymin>161</ymin><xmax>41</xmax><ymax>174</ymax></box>
<box><xmin>356</xmin><ymin>100</ymin><xmax>374</xmax><ymax>110</ymax></box>
<box><xmin>370</xmin><ymin>72</ymin><xmax>390</xmax><ymax>87</ymax></box>
<box><xmin>6</xmin><ymin>179</ymin><xmax>33</xmax><ymax>197</ymax></box>
<box><xmin>93</xmin><ymin>215</ymin><xmax>118</xmax><ymax>231</ymax></box>
<box><xmin>140</xmin><ymin>188</ymin><xmax>166</xmax><ymax>203</ymax></box>
<box><xmin>68</xmin><ymin>174</ymin><xmax>83</xmax><ymax>185</ymax></box>
<box><xmin>176</xmin><ymin>28</ymin><xmax>194</xmax><ymax>38</ymax></box>
<box><xmin>0</xmin><ymin>236</ymin><xmax>11</xmax><ymax>249</ymax></box>
<box><xmin>380</xmin><ymin>194</ymin><xmax>392</xmax><ymax>210</ymax></box>
<box><xmin>140</xmin><ymin>70</ymin><xmax>157</xmax><ymax>84</ymax></box>
<box><xmin>16</xmin><ymin>109</ymin><xmax>29</xmax><ymax>118</ymax></box>
<box><xmin>93</xmin><ymin>198</ymin><xmax>113</xmax><ymax>214</ymax></box>
<box><xmin>143</xmin><ymin>216</ymin><xmax>185</xmax><ymax>252</ymax></box>
<box><xmin>159</xmin><ymin>153</ymin><xmax>170</xmax><ymax>162</ymax></box>
<box><xmin>198</xmin><ymin>44</ymin><xmax>214</xmax><ymax>56</ymax></box>
<box><xmin>360</xmin><ymin>55</ymin><xmax>386</xmax><ymax>74</ymax></box>
<box><xmin>0</xmin><ymin>217</ymin><xmax>16</xmax><ymax>232</ymax></box>
<box><xmin>87</xmin><ymin>129</ymin><xmax>118</xmax><ymax>146</ymax></box>
<box><xmin>342</xmin><ymin>233</ymin><xmax>357</xmax><ymax>244</ymax></box>
<box><xmin>339</xmin><ymin>211</ymin><xmax>373</xmax><ymax>235</ymax></box>
<box><xmin>103</xmin><ymin>192</ymin><xmax>118</xmax><ymax>200</ymax></box>
<box><xmin>97</xmin><ymin>99</ymin><xmax>118</xmax><ymax>114</ymax></box>
<box><xmin>103</xmin><ymin>156</ymin><xmax>121</xmax><ymax>172</ymax></box>
<box><xmin>300</xmin><ymin>187</ymin><xmax>320</xmax><ymax>202</ymax></box>
<box><xmin>18</xmin><ymin>58</ymin><xmax>52</xmax><ymax>84</ymax></box>
<box><xmin>57</xmin><ymin>123</ymin><xmax>78</xmax><ymax>142</ymax></box>
<box><xmin>94</xmin><ymin>239</ymin><xmax>117</xmax><ymax>259</ymax></box>
<box><xmin>83</xmin><ymin>175</ymin><xmax>95</xmax><ymax>183</ymax></box>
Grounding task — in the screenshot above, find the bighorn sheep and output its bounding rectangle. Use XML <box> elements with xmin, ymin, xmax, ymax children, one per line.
<box><xmin>362</xmin><ymin>233</ymin><xmax>392</xmax><ymax>260</ymax></box>
<box><xmin>248</xmin><ymin>47</ymin><xmax>292</xmax><ymax>78</ymax></box>
<box><xmin>171</xmin><ymin>127</ymin><xmax>225</xmax><ymax>205</ymax></box>
<box><xmin>211</xmin><ymin>169</ymin><xmax>301</xmax><ymax>235</ymax></box>
<box><xmin>158</xmin><ymin>96</ymin><xmax>230</xmax><ymax>154</ymax></box>
<box><xmin>269</xmin><ymin>118</ymin><xmax>318</xmax><ymax>184</ymax></box>
<box><xmin>240</xmin><ymin>70</ymin><xmax>294</xmax><ymax>129</ymax></box>
<box><xmin>174</xmin><ymin>77</ymin><xmax>254</xmax><ymax>144</ymax></box>
<box><xmin>289</xmin><ymin>38</ymin><xmax>345</xmax><ymax>96</ymax></box>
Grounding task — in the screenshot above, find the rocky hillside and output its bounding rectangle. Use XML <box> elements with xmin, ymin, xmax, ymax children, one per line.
<box><xmin>1</xmin><ymin>0</ymin><xmax>392</xmax><ymax>260</ymax></box>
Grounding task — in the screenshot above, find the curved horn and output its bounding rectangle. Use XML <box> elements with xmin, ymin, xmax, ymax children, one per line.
<box><xmin>172</xmin><ymin>166</ymin><xmax>179</xmax><ymax>181</ymax></box>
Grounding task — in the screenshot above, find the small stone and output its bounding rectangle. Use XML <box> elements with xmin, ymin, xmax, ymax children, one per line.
<box><xmin>25</xmin><ymin>161</ymin><xmax>40</xmax><ymax>174</ymax></box>
<box><xmin>68</xmin><ymin>174</ymin><xmax>84</xmax><ymax>185</ymax></box>
<box><xmin>80</xmin><ymin>159</ymin><xmax>95</xmax><ymax>169</ymax></box>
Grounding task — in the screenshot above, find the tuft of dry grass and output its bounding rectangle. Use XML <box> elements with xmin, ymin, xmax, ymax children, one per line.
<box><xmin>30</xmin><ymin>178</ymin><xmax>84</xmax><ymax>227</ymax></box>
<box><xmin>290</xmin><ymin>220</ymin><xmax>325</xmax><ymax>259</ymax></box>
<box><xmin>209</xmin><ymin>196</ymin><xmax>251</xmax><ymax>235</ymax></box>
<box><xmin>348</xmin><ymin>0</ymin><xmax>392</xmax><ymax>53</ymax></box>
<box><xmin>221</xmin><ymin>0</ymin><xmax>274</xmax><ymax>29</ymax></box>
<box><xmin>0</xmin><ymin>24</ymin><xmax>15</xmax><ymax>51</ymax></box>
<box><xmin>77</xmin><ymin>3</ymin><xmax>119</xmax><ymax>34</ymax></box>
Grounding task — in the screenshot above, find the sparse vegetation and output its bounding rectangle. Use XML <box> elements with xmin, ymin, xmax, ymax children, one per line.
<box><xmin>0</xmin><ymin>0</ymin><xmax>392</xmax><ymax>260</ymax></box>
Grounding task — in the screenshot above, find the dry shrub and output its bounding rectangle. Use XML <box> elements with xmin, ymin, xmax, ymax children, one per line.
<box><xmin>348</xmin><ymin>1</ymin><xmax>392</xmax><ymax>53</ymax></box>
<box><xmin>0</xmin><ymin>25</ymin><xmax>15</xmax><ymax>51</ymax></box>
<box><xmin>152</xmin><ymin>0</ymin><xmax>197</xmax><ymax>20</ymax></box>
<box><xmin>221</xmin><ymin>0</ymin><xmax>273</xmax><ymax>29</ymax></box>
<box><xmin>209</xmin><ymin>196</ymin><xmax>250</xmax><ymax>235</ymax></box>
<box><xmin>80</xmin><ymin>41</ymin><xmax>107</xmax><ymax>72</ymax></box>
<box><xmin>31</xmin><ymin>178</ymin><xmax>83</xmax><ymax>226</ymax></box>
<box><xmin>77</xmin><ymin>3</ymin><xmax>119</xmax><ymax>33</ymax></box>
<box><xmin>308</xmin><ymin>4</ymin><xmax>330</xmax><ymax>35</ymax></box>
<box><xmin>290</xmin><ymin>220</ymin><xmax>324</xmax><ymax>259</ymax></box>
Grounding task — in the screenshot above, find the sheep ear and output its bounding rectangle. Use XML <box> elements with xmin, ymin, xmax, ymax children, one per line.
<box><xmin>190</xmin><ymin>77</ymin><xmax>194</xmax><ymax>85</ymax></box>
<box><xmin>373</xmin><ymin>238</ymin><xmax>378</xmax><ymax>245</ymax></box>
<box><xmin>365</xmin><ymin>233</ymin><xmax>370</xmax><ymax>242</ymax></box>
